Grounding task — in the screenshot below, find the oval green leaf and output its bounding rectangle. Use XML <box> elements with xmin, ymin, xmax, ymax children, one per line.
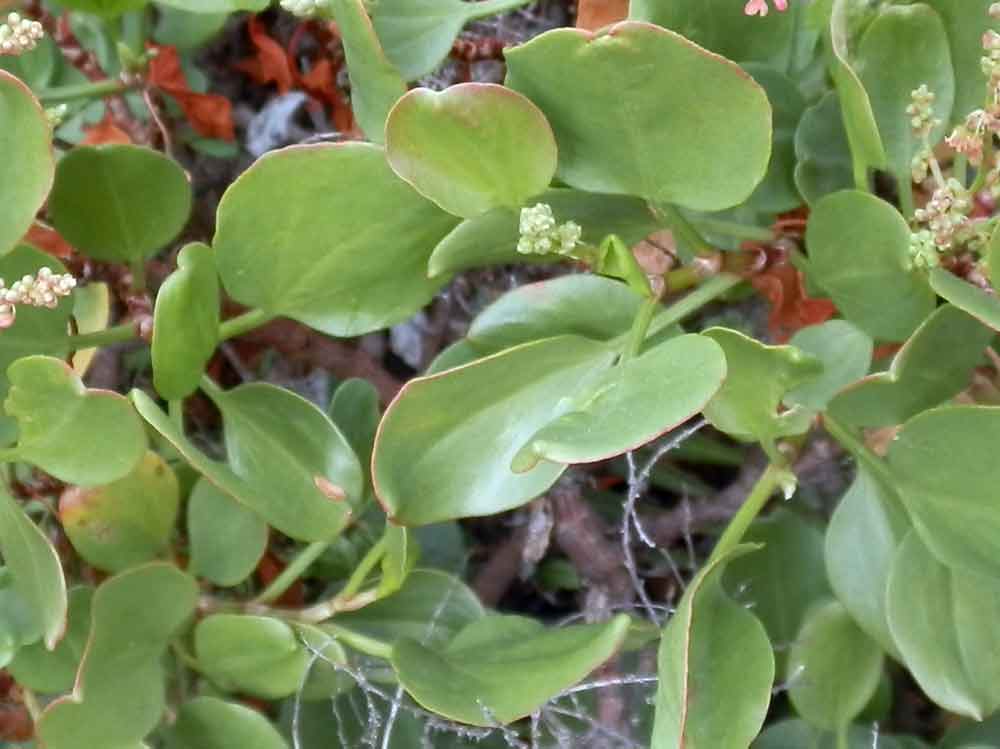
<box><xmin>504</xmin><ymin>21</ymin><xmax>772</xmax><ymax>211</ymax></box>
<box><xmin>8</xmin><ymin>587</ymin><xmax>92</xmax><ymax>694</ymax></box>
<box><xmin>187</xmin><ymin>478</ymin><xmax>268</xmax><ymax>587</ymax></box>
<box><xmin>929</xmin><ymin>267</ymin><xmax>1000</xmax><ymax>332</ymax></box>
<box><xmin>167</xmin><ymin>697</ymin><xmax>289</xmax><ymax>749</ymax></box>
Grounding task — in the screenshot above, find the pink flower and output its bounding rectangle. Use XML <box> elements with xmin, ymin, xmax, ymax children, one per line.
<box><xmin>744</xmin><ymin>0</ymin><xmax>788</xmax><ymax>16</ymax></box>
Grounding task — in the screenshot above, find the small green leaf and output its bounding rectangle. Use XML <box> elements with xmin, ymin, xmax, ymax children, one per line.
<box><xmin>196</xmin><ymin>615</ymin><xmax>313</xmax><ymax>699</ymax></box>
<box><xmin>794</xmin><ymin>92</ymin><xmax>855</xmax><ymax>205</ymax></box>
<box><xmin>152</xmin><ymin>243</ymin><xmax>220</xmax><ymax>400</ymax></box>
<box><xmin>829</xmin><ymin>0</ymin><xmax>887</xmax><ymax>187</ymax></box>
<box><xmin>887</xmin><ymin>531</ymin><xmax>1000</xmax><ymax>719</ymax></box>
<box><xmin>6</xmin><ymin>356</ymin><xmax>147</xmax><ymax>486</ymax></box>
<box><xmin>70</xmin><ymin>280</ymin><xmax>111</xmax><ymax>377</ymax></box>
<box><xmin>929</xmin><ymin>267</ymin><xmax>1000</xmax><ymax>332</ymax></box>
<box><xmin>653</xmin><ymin>545</ymin><xmax>774</xmax><ymax>749</ymax></box>
<box><xmin>887</xmin><ymin>405</ymin><xmax>1000</xmax><ymax>580</ymax></box>
<box><xmin>167</xmin><ymin>697</ymin><xmax>288</xmax><ymax>749</ymax></box>
<box><xmin>214</xmin><ymin>143</ymin><xmax>459</xmax><ymax>337</ymax></box>
<box><xmin>828</xmin><ymin>305</ymin><xmax>992</xmax><ymax>427</ymax></box>
<box><xmin>511</xmin><ymin>334</ymin><xmax>726</xmax><ymax>471</ymax></box>
<box><xmin>8</xmin><ymin>587</ymin><xmax>91</xmax><ymax>694</ymax></box>
<box><xmin>328</xmin><ymin>0</ymin><xmax>406</xmax><ymax>143</ymax></box>
<box><xmin>0</xmin><ymin>483</ymin><xmax>67</xmax><ymax>649</ymax></box>
<box><xmin>371</xmin><ymin>0</ymin><xmax>531</xmax><ymax>81</ymax></box>
<box><xmin>332</xmin><ymin>569</ymin><xmax>483</xmax><ymax>649</ymax></box>
<box><xmin>505</xmin><ymin>22</ymin><xmax>772</xmax><ymax>211</ymax></box>
<box><xmin>855</xmin><ymin>4</ymin><xmax>954</xmax><ymax>203</ymax></box>
<box><xmin>373</xmin><ymin>335</ymin><xmax>615</xmax><ymax>525</ymax></box>
<box><xmin>754</xmin><ymin>720</ymin><xmax>921</xmax><ymax>749</ymax></box>
<box><xmin>787</xmin><ymin>599</ymin><xmax>884</xmax><ymax>731</ymax></box>
<box><xmin>825</xmin><ymin>468</ymin><xmax>907</xmax><ymax>659</ymax></box>
<box><xmin>467</xmin><ymin>275</ymin><xmax>647</xmax><ymax>355</ymax></box>
<box><xmin>0</xmin><ymin>70</ymin><xmax>54</xmax><ymax>256</ymax></box>
<box><xmin>806</xmin><ymin>190</ymin><xmax>935</xmax><ymax>341</ymax></box>
<box><xmin>386</xmin><ymin>83</ymin><xmax>557</xmax><ymax>218</ymax></box>
<box><xmin>702</xmin><ymin>327</ymin><xmax>822</xmax><ymax>459</ymax></box>
<box><xmin>204</xmin><ymin>382</ymin><xmax>363</xmax><ymax>539</ymax></box>
<box><xmin>329</xmin><ymin>378</ymin><xmax>380</xmax><ymax>507</ymax></box>
<box><xmin>187</xmin><ymin>478</ymin><xmax>268</xmax><ymax>587</ymax></box>
<box><xmin>59</xmin><ymin>451</ymin><xmax>179</xmax><ymax>573</ymax></box>
<box><xmin>391</xmin><ymin>613</ymin><xmax>630</xmax><ymax>726</ymax></box>
<box><xmin>723</xmin><ymin>510</ymin><xmax>831</xmax><ymax>672</ymax></box>
<box><xmin>36</xmin><ymin>563</ymin><xmax>198</xmax><ymax>749</ymax></box>
<box><xmin>49</xmin><ymin>145</ymin><xmax>192</xmax><ymax>263</ymax></box>
<box><xmin>785</xmin><ymin>320</ymin><xmax>873</xmax><ymax>411</ymax></box>
<box><xmin>427</xmin><ymin>188</ymin><xmax>658</xmax><ymax>278</ymax></box>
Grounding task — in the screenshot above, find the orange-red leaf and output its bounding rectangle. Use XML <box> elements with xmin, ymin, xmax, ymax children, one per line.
<box><xmin>236</xmin><ymin>16</ymin><xmax>296</xmax><ymax>94</ymax></box>
<box><xmin>576</xmin><ymin>0</ymin><xmax>629</xmax><ymax>30</ymax></box>
<box><xmin>752</xmin><ymin>262</ymin><xmax>836</xmax><ymax>343</ymax></box>
<box><xmin>23</xmin><ymin>224</ymin><xmax>74</xmax><ymax>260</ymax></box>
<box><xmin>82</xmin><ymin>112</ymin><xmax>133</xmax><ymax>145</ymax></box>
<box><xmin>149</xmin><ymin>45</ymin><xmax>236</xmax><ymax>141</ymax></box>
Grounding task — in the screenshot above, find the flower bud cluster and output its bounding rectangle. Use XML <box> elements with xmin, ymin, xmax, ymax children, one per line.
<box><xmin>0</xmin><ymin>13</ymin><xmax>43</xmax><ymax>56</ymax></box>
<box><xmin>279</xmin><ymin>0</ymin><xmax>329</xmax><ymax>18</ymax></box>
<box><xmin>0</xmin><ymin>268</ymin><xmax>77</xmax><ymax>329</ymax></box>
<box><xmin>907</xmin><ymin>230</ymin><xmax>941</xmax><ymax>271</ymax></box>
<box><xmin>516</xmin><ymin>204</ymin><xmax>582</xmax><ymax>257</ymax></box>
<box><xmin>946</xmin><ymin>108</ymin><xmax>997</xmax><ymax>166</ymax></box>
<box><xmin>914</xmin><ymin>179</ymin><xmax>972</xmax><ymax>249</ymax></box>
<box><xmin>908</xmin><ymin>85</ymin><xmax>942</xmax><ymax>181</ymax></box>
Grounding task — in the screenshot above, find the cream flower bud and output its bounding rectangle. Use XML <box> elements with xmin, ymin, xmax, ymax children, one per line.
<box><xmin>279</xmin><ymin>0</ymin><xmax>328</xmax><ymax>18</ymax></box>
<box><xmin>0</xmin><ymin>12</ymin><xmax>44</xmax><ymax>56</ymax></box>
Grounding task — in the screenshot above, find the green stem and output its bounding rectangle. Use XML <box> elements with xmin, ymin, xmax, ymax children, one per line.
<box><xmin>253</xmin><ymin>540</ymin><xmax>331</xmax><ymax>605</ymax></box>
<box><xmin>655</xmin><ymin>203</ymin><xmax>716</xmax><ymax>256</ymax></box>
<box><xmin>199</xmin><ymin>373</ymin><xmax>223</xmax><ymax>399</ymax></box>
<box><xmin>63</xmin><ymin>322</ymin><xmax>139</xmax><ymax>351</ymax></box>
<box><xmin>692</xmin><ymin>218</ymin><xmax>774</xmax><ymax>243</ymax></box>
<box><xmin>621</xmin><ymin>295</ymin><xmax>660</xmax><ymax>362</ymax></box>
<box><xmin>466</xmin><ymin>0</ymin><xmax>533</xmax><ymax>20</ymax></box>
<box><xmin>322</xmin><ymin>621</ymin><xmax>393</xmax><ymax>660</ymax></box>
<box><xmin>644</xmin><ymin>273</ymin><xmax>743</xmax><ymax>339</ymax></box>
<box><xmin>291</xmin><ymin>537</ymin><xmax>387</xmax><ymax>623</ymax></box>
<box><xmin>835</xmin><ymin>724</ymin><xmax>849</xmax><ymax>749</ymax></box>
<box><xmin>822</xmin><ymin>414</ymin><xmax>895</xmax><ymax>488</ymax></box>
<box><xmin>709</xmin><ymin>463</ymin><xmax>785</xmax><ymax>564</ymax></box>
<box><xmin>168</xmin><ymin>399</ymin><xmax>184</xmax><ymax>431</ymax></box>
<box><xmin>20</xmin><ymin>687</ymin><xmax>41</xmax><ymax>722</ymax></box>
<box><xmin>899</xmin><ymin>173</ymin><xmax>915</xmax><ymax>219</ymax></box>
<box><xmin>39</xmin><ymin>79</ymin><xmax>132</xmax><ymax>105</ymax></box>
<box><xmin>954</xmin><ymin>154</ymin><xmax>969</xmax><ymax>188</ymax></box>
<box><xmin>218</xmin><ymin>308</ymin><xmax>277</xmax><ymax>341</ymax></box>
<box><xmin>340</xmin><ymin>537</ymin><xmax>387</xmax><ymax>601</ymax></box>
<box><xmin>971</xmin><ymin>136</ymin><xmax>995</xmax><ymax>194</ymax></box>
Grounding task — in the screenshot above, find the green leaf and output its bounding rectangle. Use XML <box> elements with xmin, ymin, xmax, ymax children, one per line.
<box><xmin>794</xmin><ymin>92</ymin><xmax>855</xmax><ymax>205</ymax></box>
<box><xmin>55</xmin><ymin>0</ymin><xmax>149</xmax><ymax>15</ymax></box>
<box><xmin>887</xmin><ymin>531</ymin><xmax>1000</xmax><ymax>719</ymax></box>
<box><xmin>784</xmin><ymin>320</ymin><xmax>873</xmax><ymax>411</ymax></box>
<box><xmin>787</xmin><ymin>599</ymin><xmax>884</xmax><ymax>731</ymax></box>
<box><xmin>887</xmin><ymin>405</ymin><xmax>1000</xmax><ymax>580</ymax></box>
<box><xmin>629</xmin><ymin>0</ymin><xmax>817</xmax><ymax>70</ymax></box>
<box><xmin>203</xmin><ymin>381</ymin><xmax>363</xmax><ymax>538</ymax></box>
<box><xmin>214</xmin><ymin>142</ymin><xmax>459</xmax><ymax>337</ymax></box>
<box><xmin>427</xmin><ymin>188</ymin><xmax>658</xmax><ymax>278</ymax></box>
<box><xmin>829</xmin><ymin>0</ymin><xmax>887</xmax><ymax>187</ymax></box>
<box><xmin>653</xmin><ymin>545</ymin><xmax>774</xmax><ymax>749</ymax></box>
<box><xmin>167</xmin><ymin>697</ymin><xmax>289</xmax><ymax>749</ymax></box>
<box><xmin>48</xmin><ymin>145</ymin><xmax>192</xmax><ymax>263</ymax></box>
<box><xmin>825</xmin><ymin>468</ymin><xmax>908</xmax><ymax>659</ymax></box>
<box><xmin>467</xmin><ymin>274</ymin><xmax>647</xmax><ymax>355</ymax></box>
<box><xmin>806</xmin><ymin>190</ymin><xmax>935</xmax><ymax>341</ymax></box>
<box><xmin>328</xmin><ymin>0</ymin><xmax>406</xmax><ymax>143</ymax></box>
<box><xmin>0</xmin><ymin>484</ymin><xmax>67</xmax><ymax>649</ymax></box>
<box><xmin>196</xmin><ymin>615</ymin><xmax>314</xmax><ymax>699</ymax></box>
<box><xmin>855</xmin><ymin>3</ymin><xmax>954</xmax><ymax>207</ymax></box>
<box><xmin>941</xmin><ymin>713</ymin><xmax>1000</xmax><ymax>748</ymax></box>
<box><xmin>328</xmin><ymin>378</ymin><xmax>380</xmax><ymax>507</ymax></box>
<box><xmin>723</xmin><ymin>510</ymin><xmax>831</xmax><ymax>672</ymax></box>
<box><xmin>132</xmin><ymin>390</ymin><xmax>348</xmax><ymax>542</ymax></box>
<box><xmin>386</xmin><ymin>83</ymin><xmax>556</xmax><ymax>218</ymax></box>
<box><xmin>504</xmin><ymin>22</ymin><xmax>772</xmax><ymax>212</ymax></box>
<box><xmin>332</xmin><ymin>569</ymin><xmax>483</xmax><ymax>649</ymax></box>
<box><xmin>152</xmin><ymin>243</ymin><xmax>220</xmax><ymax>400</ymax></box>
<box><xmin>70</xmin><ymin>280</ymin><xmax>111</xmax><ymax>377</ymax></box>
<box><xmin>510</xmin><ymin>334</ymin><xmax>726</xmax><ymax>472</ymax></box>
<box><xmin>929</xmin><ymin>267</ymin><xmax>1000</xmax><ymax>332</ymax></box>
<box><xmin>701</xmin><ymin>327</ymin><xmax>822</xmax><ymax>459</ymax></box>
<box><xmin>754</xmin><ymin>720</ymin><xmax>920</xmax><ymax>749</ymax></box>
<box><xmin>156</xmin><ymin>0</ymin><xmax>268</xmax><ymax>11</ymax></box>
<box><xmin>36</xmin><ymin>563</ymin><xmax>198</xmax><ymax>749</ymax></box>
<box><xmin>373</xmin><ymin>335</ymin><xmax>615</xmax><ymax>525</ymax></box>
<box><xmin>187</xmin><ymin>478</ymin><xmax>268</xmax><ymax>587</ymax></box>
<box><xmin>0</xmin><ymin>70</ymin><xmax>54</xmax><ymax>256</ymax></box>
<box><xmin>391</xmin><ymin>613</ymin><xmax>630</xmax><ymax>726</ymax></box>
<box><xmin>828</xmin><ymin>305</ymin><xmax>992</xmax><ymax>428</ymax></box>
<box><xmin>379</xmin><ymin>524</ymin><xmax>417</xmax><ymax>597</ymax></box>
<box><xmin>0</xmin><ymin>246</ymin><xmax>74</xmax><ymax>443</ymax></box>
<box><xmin>59</xmin><ymin>451</ymin><xmax>179</xmax><ymax>573</ymax></box>
<box><xmin>371</xmin><ymin>0</ymin><xmax>531</xmax><ymax>81</ymax></box>
<box><xmin>8</xmin><ymin>587</ymin><xmax>91</xmax><ymax>694</ymax></box>
<box><xmin>6</xmin><ymin>356</ymin><xmax>147</xmax><ymax>486</ymax></box>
